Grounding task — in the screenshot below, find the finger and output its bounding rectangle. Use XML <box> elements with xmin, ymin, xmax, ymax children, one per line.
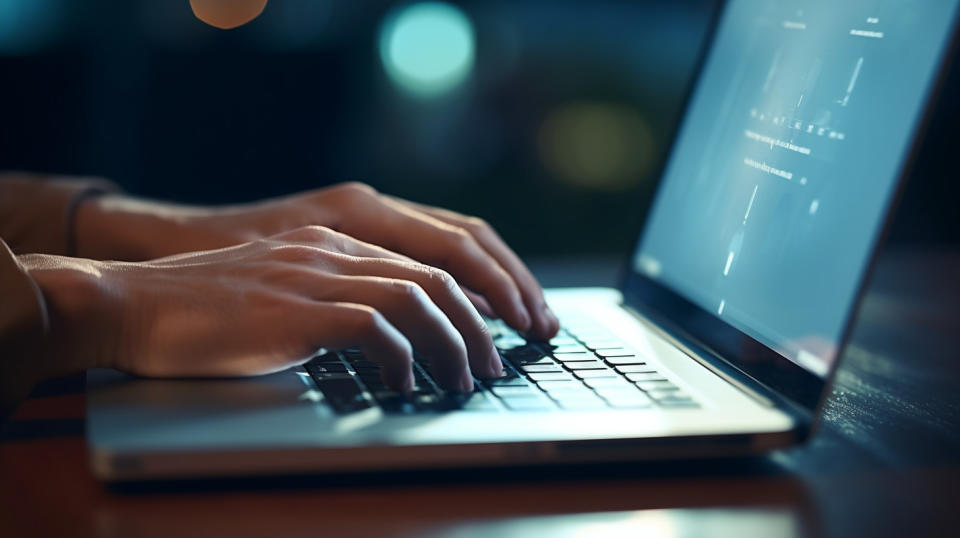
<box><xmin>271</xmin><ymin>225</ymin><xmax>417</xmax><ymax>263</ymax></box>
<box><xmin>326</xmin><ymin>254</ymin><xmax>503</xmax><ymax>379</ymax></box>
<box><xmin>395</xmin><ymin>200</ymin><xmax>559</xmax><ymax>340</ymax></box>
<box><xmin>463</xmin><ymin>289</ymin><xmax>496</xmax><ymax>318</ymax></box>
<box><xmin>292</xmin><ymin>300</ymin><xmax>416</xmax><ymax>392</ymax></box>
<box><xmin>189</xmin><ymin>297</ymin><xmax>414</xmax><ymax>389</ymax></box>
<box><xmin>272</xmin><ymin>226</ymin><xmax>496</xmax><ymax>322</ymax></box>
<box><xmin>331</xmin><ymin>191</ymin><xmax>531</xmax><ymax>332</ymax></box>
<box><xmin>273</xmin><ymin>270</ymin><xmax>472</xmax><ymax>391</ymax></box>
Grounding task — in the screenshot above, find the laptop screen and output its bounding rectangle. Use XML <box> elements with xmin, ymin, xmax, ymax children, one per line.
<box><xmin>633</xmin><ymin>0</ymin><xmax>959</xmax><ymax>377</ymax></box>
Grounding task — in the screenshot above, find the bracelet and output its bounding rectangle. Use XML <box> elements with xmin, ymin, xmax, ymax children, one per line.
<box><xmin>64</xmin><ymin>187</ymin><xmax>111</xmax><ymax>258</ymax></box>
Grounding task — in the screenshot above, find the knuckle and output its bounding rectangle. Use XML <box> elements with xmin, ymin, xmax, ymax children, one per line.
<box><xmin>280</xmin><ymin>225</ymin><xmax>332</xmax><ymax>243</ymax></box>
<box><xmin>425</xmin><ymin>267</ymin><xmax>459</xmax><ymax>294</ymax></box>
<box><xmin>344</xmin><ymin>304</ymin><xmax>383</xmax><ymax>335</ymax></box>
<box><xmin>334</xmin><ymin>181</ymin><xmax>377</xmax><ymax>200</ymax></box>
<box><xmin>269</xmin><ymin>244</ymin><xmax>324</xmax><ymax>263</ymax></box>
<box><xmin>446</xmin><ymin>227</ymin><xmax>474</xmax><ymax>248</ymax></box>
<box><xmin>464</xmin><ymin>216</ymin><xmax>490</xmax><ymax>234</ymax></box>
<box><xmin>389</xmin><ymin>280</ymin><xmax>429</xmax><ymax>303</ymax></box>
<box><xmin>300</xmin><ymin>224</ymin><xmax>331</xmax><ymax>240</ymax></box>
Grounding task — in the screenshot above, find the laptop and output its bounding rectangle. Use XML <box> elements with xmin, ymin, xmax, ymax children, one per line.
<box><xmin>86</xmin><ymin>0</ymin><xmax>960</xmax><ymax>481</ymax></box>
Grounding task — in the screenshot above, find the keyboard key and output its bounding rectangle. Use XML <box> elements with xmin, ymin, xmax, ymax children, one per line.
<box><xmin>500</xmin><ymin>397</ymin><xmax>556</xmax><ymax>411</ymax></box>
<box><xmin>494</xmin><ymin>336</ymin><xmax>527</xmax><ymax>350</ymax></box>
<box><xmin>459</xmin><ymin>394</ymin><xmax>500</xmax><ymax>411</ymax></box>
<box><xmin>309</xmin><ymin>363</ymin><xmax>348</xmax><ymax>373</ymax></box>
<box><xmin>549</xmin><ymin>387</ymin><xmax>604</xmax><ymax>400</ymax></box>
<box><xmin>573</xmin><ymin>369</ymin><xmax>618</xmax><ymax>379</ymax></box>
<box><xmin>594</xmin><ymin>348</ymin><xmax>637</xmax><ymax>358</ymax></box>
<box><xmin>657</xmin><ymin>401</ymin><xmax>700</xmax><ymax>409</ymax></box>
<box><xmin>581</xmin><ymin>339</ymin><xmax>623</xmax><ymax>351</ymax></box>
<box><xmin>614</xmin><ymin>364</ymin><xmax>654</xmax><ymax>373</ymax></box>
<box><xmin>555</xmin><ymin>396</ymin><xmax>609</xmax><ymax>410</ymax></box>
<box><xmin>521</xmin><ymin>364</ymin><xmax>564</xmax><ymax>373</ymax></box>
<box><xmin>605</xmin><ymin>356</ymin><xmax>647</xmax><ymax>365</ymax></box>
<box><xmin>503</xmin><ymin>345</ymin><xmax>548</xmax><ymax>360</ymax></box>
<box><xmin>553</xmin><ymin>352</ymin><xmax>595</xmax><ymax>362</ymax></box>
<box><xmin>511</xmin><ymin>355</ymin><xmax>556</xmax><ymax>366</ymax></box>
<box><xmin>592</xmin><ymin>385</ymin><xmax>642</xmax><ymax>397</ymax></box>
<box><xmin>528</xmin><ymin>372</ymin><xmax>575</xmax><ymax>382</ymax></box>
<box><xmin>552</xmin><ymin>344</ymin><xmax>590</xmax><ymax>354</ymax></box>
<box><xmin>596</xmin><ymin>388</ymin><xmax>652</xmax><ymax>406</ymax></box>
<box><xmin>547</xmin><ymin>337</ymin><xmax>580</xmax><ymax>347</ymax></box>
<box><xmin>635</xmin><ymin>381</ymin><xmax>677</xmax><ymax>391</ymax></box>
<box><xmin>606</xmin><ymin>399</ymin><xmax>654</xmax><ymax>409</ymax></box>
<box><xmin>377</xmin><ymin>394</ymin><xmax>419</xmax><ymax>414</ymax></box>
<box><xmin>535</xmin><ymin>380</ymin><xmax>589</xmax><ymax>392</ymax></box>
<box><xmin>627</xmin><ymin>373</ymin><xmax>668</xmax><ymax>382</ymax></box>
<box><xmin>309</xmin><ymin>374</ymin><xmax>375</xmax><ymax>414</ymax></box>
<box><xmin>415</xmin><ymin>393</ymin><xmax>469</xmax><ymax>412</ymax></box>
<box><xmin>564</xmin><ymin>361</ymin><xmax>608</xmax><ymax>370</ymax></box>
<box><xmin>491</xmin><ymin>386</ymin><xmax>542</xmax><ymax>397</ymax></box>
<box><xmin>583</xmin><ymin>378</ymin><xmax>632</xmax><ymax>388</ymax></box>
<box><xmin>647</xmin><ymin>389</ymin><xmax>692</xmax><ymax>401</ymax></box>
<box><xmin>485</xmin><ymin>376</ymin><xmax>530</xmax><ymax>387</ymax></box>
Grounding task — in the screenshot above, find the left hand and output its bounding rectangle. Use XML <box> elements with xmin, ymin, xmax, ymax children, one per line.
<box><xmin>76</xmin><ymin>182</ymin><xmax>559</xmax><ymax>339</ymax></box>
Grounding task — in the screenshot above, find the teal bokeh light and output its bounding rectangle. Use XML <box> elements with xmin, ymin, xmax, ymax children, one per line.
<box><xmin>0</xmin><ymin>0</ymin><xmax>61</xmax><ymax>55</ymax></box>
<box><xmin>379</xmin><ymin>2</ymin><xmax>475</xmax><ymax>97</ymax></box>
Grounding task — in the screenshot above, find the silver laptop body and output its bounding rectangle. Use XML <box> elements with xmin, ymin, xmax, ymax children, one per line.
<box><xmin>86</xmin><ymin>0</ymin><xmax>960</xmax><ymax>481</ymax></box>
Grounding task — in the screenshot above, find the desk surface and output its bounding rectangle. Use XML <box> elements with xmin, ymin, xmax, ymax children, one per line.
<box><xmin>2</xmin><ymin>249</ymin><xmax>958</xmax><ymax>538</ymax></box>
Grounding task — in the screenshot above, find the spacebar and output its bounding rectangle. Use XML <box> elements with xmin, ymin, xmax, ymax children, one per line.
<box><xmin>310</xmin><ymin>373</ymin><xmax>374</xmax><ymax>413</ymax></box>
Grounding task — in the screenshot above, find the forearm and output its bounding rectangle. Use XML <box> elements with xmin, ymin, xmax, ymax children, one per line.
<box><xmin>74</xmin><ymin>194</ymin><xmax>247</xmax><ymax>261</ymax></box>
<box><xmin>0</xmin><ymin>171</ymin><xmax>232</xmax><ymax>261</ymax></box>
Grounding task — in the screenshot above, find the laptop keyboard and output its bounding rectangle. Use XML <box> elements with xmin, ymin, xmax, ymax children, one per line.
<box><xmin>305</xmin><ymin>317</ymin><xmax>699</xmax><ymax>414</ymax></box>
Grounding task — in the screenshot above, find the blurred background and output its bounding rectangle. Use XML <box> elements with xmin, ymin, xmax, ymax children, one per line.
<box><xmin>0</xmin><ymin>0</ymin><xmax>956</xmax><ymax>258</ymax></box>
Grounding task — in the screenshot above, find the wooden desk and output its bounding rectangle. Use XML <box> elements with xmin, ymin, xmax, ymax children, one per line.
<box><xmin>2</xmin><ymin>250</ymin><xmax>958</xmax><ymax>538</ymax></box>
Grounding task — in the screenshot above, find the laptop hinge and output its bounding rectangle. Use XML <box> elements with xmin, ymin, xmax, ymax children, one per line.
<box><xmin>621</xmin><ymin>305</ymin><xmax>776</xmax><ymax>408</ymax></box>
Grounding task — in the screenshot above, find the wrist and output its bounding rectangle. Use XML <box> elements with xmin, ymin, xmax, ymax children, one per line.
<box><xmin>20</xmin><ymin>255</ymin><xmax>124</xmax><ymax>376</ymax></box>
<box><xmin>75</xmin><ymin>195</ymin><xmax>220</xmax><ymax>261</ymax></box>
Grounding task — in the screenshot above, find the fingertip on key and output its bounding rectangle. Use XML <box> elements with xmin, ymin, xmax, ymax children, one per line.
<box><xmin>488</xmin><ymin>348</ymin><xmax>504</xmax><ymax>378</ymax></box>
<box><xmin>515</xmin><ymin>307</ymin><xmax>532</xmax><ymax>333</ymax></box>
<box><xmin>460</xmin><ymin>373</ymin><xmax>474</xmax><ymax>393</ymax></box>
<box><xmin>543</xmin><ymin>304</ymin><xmax>560</xmax><ymax>337</ymax></box>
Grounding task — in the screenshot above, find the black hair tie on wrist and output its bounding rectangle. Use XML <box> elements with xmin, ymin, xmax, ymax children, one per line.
<box><xmin>64</xmin><ymin>187</ymin><xmax>110</xmax><ymax>258</ymax></box>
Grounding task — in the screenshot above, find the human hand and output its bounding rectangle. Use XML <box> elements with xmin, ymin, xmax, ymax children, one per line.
<box><xmin>77</xmin><ymin>183</ymin><xmax>559</xmax><ymax>340</ymax></box>
<box><xmin>23</xmin><ymin>226</ymin><xmax>507</xmax><ymax>392</ymax></box>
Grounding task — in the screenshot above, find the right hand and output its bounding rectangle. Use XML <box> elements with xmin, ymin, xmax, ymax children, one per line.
<box><xmin>22</xmin><ymin>226</ymin><xmax>504</xmax><ymax>392</ymax></box>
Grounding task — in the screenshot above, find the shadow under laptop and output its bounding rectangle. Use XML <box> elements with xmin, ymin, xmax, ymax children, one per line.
<box><xmin>105</xmin><ymin>453</ymin><xmax>792</xmax><ymax>493</ymax></box>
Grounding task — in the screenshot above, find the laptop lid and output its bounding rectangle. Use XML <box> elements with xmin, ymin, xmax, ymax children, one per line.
<box><xmin>622</xmin><ymin>0</ymin><xmax>960</xmax><ymax>416</ymax></box>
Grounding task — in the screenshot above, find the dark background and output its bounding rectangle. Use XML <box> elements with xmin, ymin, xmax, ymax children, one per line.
<box><xmin>0</xmin><ymin>0</ymin><xmax>956</xmax><ymax>257</ymax></box>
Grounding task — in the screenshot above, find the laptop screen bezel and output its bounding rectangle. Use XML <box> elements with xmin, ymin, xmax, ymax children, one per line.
<box><xmin>618</xmin><ymin>0</ymin><xmax>960</xmax><ymax>415</ymax></box>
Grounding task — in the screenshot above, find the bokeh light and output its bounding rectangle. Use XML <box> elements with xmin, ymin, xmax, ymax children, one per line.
<box><xmin>0</xmin><ymin>0</ymin><xmax>62</xmax><ymax>55</ymax></box>
<box><xmin>539</xmin><ymin>102</ymin><xmax>655</xmax><ymax>191</ymax></box>
<box><xmin>379</xmin><ymin>2</ymin><xmax>475</xmax><ymax>97</ymax></box>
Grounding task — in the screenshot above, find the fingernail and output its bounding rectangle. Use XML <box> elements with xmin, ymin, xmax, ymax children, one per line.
<box><xmin>489</xmin><ymin>348</ymin><xmax>504</xmax><ymax>378</ymax></box>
